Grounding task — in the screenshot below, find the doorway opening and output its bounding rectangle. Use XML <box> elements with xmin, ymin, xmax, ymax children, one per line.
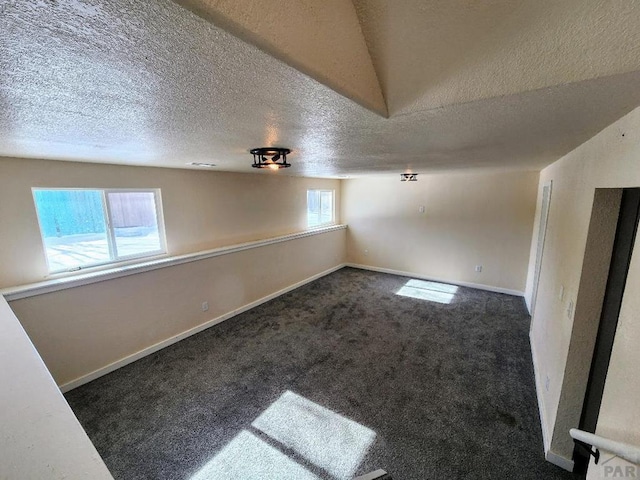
<box><xmin>531</xmin><ymin>181</ymin><xmax>552</xmax><ymax>316</ymax></box>
<box><xmin>573</xmin><ymin>188</ymin><xmax>640</xmax><ymax>474</ymax></box>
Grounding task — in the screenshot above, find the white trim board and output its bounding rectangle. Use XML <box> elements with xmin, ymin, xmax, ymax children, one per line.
<box><xmin>346</xmin><ymin>263</ymin><xmax>524</xmax><ymax>297</ymax></box>
<box><xmin>2</xmin><ymin>224</ymin><xmax>347</xmax><ymax>301</ymax></box>
<box><xmin>59</xmin><ymin>264</ymin><xmax>346</xmax><ymax>392</ymax></box>
<box><xmin>354</xmin><ymin>470</ymin><xmax>388</xmax><ymax>480</ymax></box>
<box><xmin>546</xmin><ymin>450</ymin><xmax>575</xmax><ymax>472</ymax></box>
<box><xmin>530</xmin><ymin>332</ymin><xmax>575</xmax><ymax>472</ymax></box>
<box><xmin>525</xmin><ymin>296</ymin><xmax>533</xmax><ymax>315</ymax></box>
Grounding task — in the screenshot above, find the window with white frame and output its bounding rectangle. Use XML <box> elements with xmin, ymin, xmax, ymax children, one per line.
<box><xmin>32</xmin><ymin>188</ymin><xmax>166</xmax><ymax>273</ymax></box>
<box><xmin>307</xmin><ymin>189</ymin><xmax>334</xmax><ymax>227</ymax></box>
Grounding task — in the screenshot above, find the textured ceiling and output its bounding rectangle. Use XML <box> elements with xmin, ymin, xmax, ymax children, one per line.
<box><xmin>173</xmin><ymin>0</ymin><xmax>387</xmax><ymax>116</ymax></box>
<box><xmin>354</xmin><ymin>0</ymin><xmax>640</xmax><ymax>115</ymax></box>
<box><xmin>1</xmin><ymin>0</ymin><xmax>640</xmax><ymax>177</ymax></box>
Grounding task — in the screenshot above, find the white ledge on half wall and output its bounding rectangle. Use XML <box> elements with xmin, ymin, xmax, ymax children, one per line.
<box><xmin>1</xmin><ymin>224</ymin><xmax>347</xmax><ymax>301</ymax></box>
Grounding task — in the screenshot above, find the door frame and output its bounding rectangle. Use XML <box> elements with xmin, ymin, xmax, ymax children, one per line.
<box><xmin>573</xmin><ymin>188</ymin><xmax>640</xmax><ymax>474</ymax></box>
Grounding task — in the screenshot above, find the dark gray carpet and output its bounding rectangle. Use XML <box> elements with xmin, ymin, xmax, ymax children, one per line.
<box><xmin>65</xmin><ymin>267</ymin><xmax>577</xmax><ymax>480</ymax></box>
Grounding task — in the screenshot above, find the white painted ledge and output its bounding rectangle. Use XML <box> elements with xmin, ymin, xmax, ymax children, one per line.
<box><xmin>1</xmin><ymin>224</ymin><xmax>346</xmax><ymax>301</ymax></box>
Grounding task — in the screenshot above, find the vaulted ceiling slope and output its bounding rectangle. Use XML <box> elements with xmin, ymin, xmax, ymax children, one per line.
<box><xmin>174</xmin><ymin>0</ymin><xmax>387</xmax><ymax>116</ymax></box>
<box><xmin>354</xmin><ymin>0</ymin><xmax>640</xmax><ymax>116</ymax></box>
<box><xmin>1</xmin><ymin>1</ymin><xmax>640</xmax><ymax>177</ymax></box>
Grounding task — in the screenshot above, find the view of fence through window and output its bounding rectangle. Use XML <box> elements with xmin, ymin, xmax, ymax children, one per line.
<box><xmin>33</xmin><ymin>189</ymin><xmax>165</xmax><ymax>272</ymax></box>
<box><xmin>307</xmin><ymin>189</ymin><xmax>334</xmax><ymax>227</ymax></box>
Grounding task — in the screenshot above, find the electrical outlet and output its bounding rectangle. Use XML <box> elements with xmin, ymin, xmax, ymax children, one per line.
<box><xmin>475</xmin><ymin>265</ymin><xmax>482</xmax><ymax>273</ymax></box>
<box><xmin>202</xmin><ymin>301</ymin><xmax>209</xmax><ymax>312</ymax></box>
<box><xmin>364</xmin><ymin>249</ymin><xmax>369</xmax><ymax>256</ymax></box>
<box><xmin>545</xmin><ymin>375</ymin><xmax>550</xmax><ymax>392</ymax></box>
<box><xmin>418</xmin><ymin>205</ymin><xmax>425</xmax><ymax>214</ymax></box>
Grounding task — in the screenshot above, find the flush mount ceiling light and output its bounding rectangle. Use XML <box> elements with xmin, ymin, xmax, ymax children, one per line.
<box><xmin>400</xmin><ymin>173</ymin><xmax>418</xmax><ymax>181</ymax></box>
<box><xmin>250</xmin><ymin>147</ymin><xmax>292</xmax><ymax>170</ymax></box>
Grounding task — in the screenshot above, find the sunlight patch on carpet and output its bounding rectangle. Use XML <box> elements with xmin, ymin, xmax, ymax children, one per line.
<box><xmin>190</xmin><ymin>430</ymin><xmax>321</xmax><ymax>480</ymax></box>
<box><xmin>396</xmin><ymin>279</ymin><xmax>458</xmax><ymax>304</ymax></box>
<box><xmin>252</xmin><ymin>390</ymin><xmax>376</xmax><ymax>480</ymax></box>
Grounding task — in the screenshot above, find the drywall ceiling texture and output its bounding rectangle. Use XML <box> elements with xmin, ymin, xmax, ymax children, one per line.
<box><xmin>172</xmin><ymin>0</ymin><xmax>387</xmax><ymax>116</ymax></box>
<box><xmin>2</xmin><ymin>1</ymin><xmax>640</xmax><ymax>176</ymax></box>
<box><xmin>353</xmin><ymin>0</ymin><xmax>640</xmax><ymax>115</ymax></box>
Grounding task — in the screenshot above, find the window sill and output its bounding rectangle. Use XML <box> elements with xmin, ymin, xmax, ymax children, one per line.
<box><xmin>2</xmin><ymin>224</ymin><xmax>347</xmax><ymax>301</ymax></box>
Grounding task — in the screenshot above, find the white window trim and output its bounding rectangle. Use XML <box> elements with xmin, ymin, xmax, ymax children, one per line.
<box><xmin>32</xmin><ymin>187</ymin><xmax>168</xmax><ymax>274</ymax></box>
<box><xmin>307</xmin><ymin>189</ymin><xmax>335</xmax><ymax>228</ymax></box>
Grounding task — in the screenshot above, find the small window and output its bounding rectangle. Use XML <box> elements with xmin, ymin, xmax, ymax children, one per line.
<box><xmin>307</xmin><ymin>189</ymin><xmax>334</xmax><ymax>227</ymax></box>
<box><xmin>32</xmin><ymin>188</ymin><xmax>166</xmax><ymax>273</ymax></box>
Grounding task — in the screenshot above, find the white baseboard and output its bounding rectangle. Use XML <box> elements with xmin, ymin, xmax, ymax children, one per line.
<box><xmin>60</xmin><ymin>264</ymin><xmax>346</xmax><ymax>392</ymax></box>
<box><xmin>530</xmin><ymin>332</ymin><xmax>575</xmax><ymax>472</ymax></box>
<box><xmin>345</xmin><ymin>263</ymin><xmax>524</xmax><ymax>297</ymax></box>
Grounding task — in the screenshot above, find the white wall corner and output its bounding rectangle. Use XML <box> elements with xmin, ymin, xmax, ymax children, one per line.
<box><xmin>530</xmin><ymin>332</ymin><xmax>575</xmax><ymax>472</ymax></box>
<box><xmin>525</xmin><ymin>296</ymin><xmax>532</xmax><ymax>315</ymax></box>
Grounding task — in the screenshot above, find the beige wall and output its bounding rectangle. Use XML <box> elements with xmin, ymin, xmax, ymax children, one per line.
<box><xmin>10</xmin><ymin>229</ymin><xmax>346</xmax><ymax>387</ymax></box>
<box><xmin>341</xmin><ymin>170</ymin><xmax>539</xmax><ymax>293</ymax></box>
<box><xmin>0</xmin><ymin>157</ymin><xmax>340</xmax><ymax>288</ymax></box>
<box><xmin>526</xmin><ymin>106</ymin><xmax>640</xmax><ymax>467</ymax></box>
<box><xmin>0</xmin><ymin>157</ymin><xmax>345</xmax><ymax>387</ymax></box>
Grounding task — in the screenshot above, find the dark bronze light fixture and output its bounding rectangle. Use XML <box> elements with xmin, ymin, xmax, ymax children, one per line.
<box><xmin>400</xmin><ymin>173</ymin><xmax>418</xmax><ymax>181</ymax></box>
<box><xmin>250</xmin><ymin>147</ymin><xmax>292</xmax><ymax>170</ymax></box>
